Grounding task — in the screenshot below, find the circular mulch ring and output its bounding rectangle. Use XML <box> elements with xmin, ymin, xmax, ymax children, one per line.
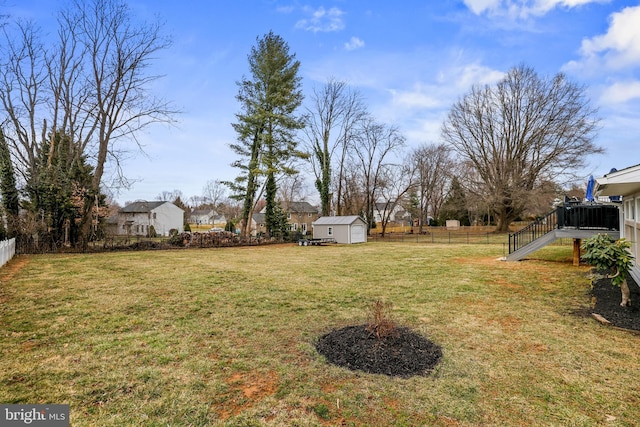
<box><xmin>315</xmin><ymin>324</ymin><xmax>442</xmax><ymax>378</ymax></box>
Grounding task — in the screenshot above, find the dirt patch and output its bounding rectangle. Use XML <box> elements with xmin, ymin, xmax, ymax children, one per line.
<box><xmin>216</xmin><ymin>370</ymin><xmax>279</xmax><ymax>420</ymax></box>
<box><xmin>0</xmin><ymin>256</ymin><xmax>29</xmax><ymax>282</ymax></box>
<box><xmin>585</xmin><ymin>274</ymin><xmax>640</xmax><ymax>332</ymax></box>
<box><xmin>315</xmin><ymin>324</ymin><xmax>442</xmax><ymax>378</ymax></box>
<box><xmin>0</xmin><ymin>256</ymin><xmax>29</xmax><ymax>304</ymax></box>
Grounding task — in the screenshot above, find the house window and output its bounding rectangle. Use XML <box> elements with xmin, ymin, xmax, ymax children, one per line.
<box><xmin>327</xmin><ymin>227</ymin><xmax>333</xmax><ymax>236</ymax></box>
<box><xmin>302</xmin><ymin>223</ymin><xmax>307</xmax><ymax>233</ymax></box>
<box><xmin>626</xmin><ymin>200</ymin><xmax>635</xmax><ymax>220</ymax></box>
<box><xmin>287</xmin><ymin>213</ymin><xmax>291</xmax><ymax>219</ymax></box>
<box><xmin>293</xmin><ymin>223</ymin><xmax>298</xmax><ymax>231</ymax></box>
<box><xmin>308</xmin><ymin>212</ymin><xmax>312</xmax><ymax>217</ymax></box>
<box><xmin>153</xmin><ymin>212</ymin><xmax>157</xmax><ymax>219</ymax></box>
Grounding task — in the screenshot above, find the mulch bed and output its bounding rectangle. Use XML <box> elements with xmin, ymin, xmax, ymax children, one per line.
<box><xmin>588</xmin><ymin>274</ymin><xmax>640</xmax><ymax>332</ymax></box>
<box><xmin>316</xmin><ymin>275</ymin><xmax>640</xmax><ymax>378</ymax></box>
<box><xmin>315</xmin><ymin>325</ymin><xmax>442</xmax><ymax>378</ymax></box>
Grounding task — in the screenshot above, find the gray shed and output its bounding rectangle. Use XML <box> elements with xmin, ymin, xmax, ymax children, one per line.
<box><xmin>312</xmin><ymin>216</ymin><xmax>367</xmax><ymax>244</ymax></box>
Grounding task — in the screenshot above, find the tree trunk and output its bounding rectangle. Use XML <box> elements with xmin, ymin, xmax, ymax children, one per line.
<box><xmin>621</xmin><ymin>279</ymin><xmax>631</xmax><ymax>307</ymax></box>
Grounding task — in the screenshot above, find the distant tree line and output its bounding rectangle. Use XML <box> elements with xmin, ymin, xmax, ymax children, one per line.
<box><xmin>0</xmin><ymin>3</ymin><xmax>601</xmax><ymax>247</ymax></box>
<box><xmin>224</xmin><ymin>34</ymin><xmax>600</xmax><ymax>237</ymax></box>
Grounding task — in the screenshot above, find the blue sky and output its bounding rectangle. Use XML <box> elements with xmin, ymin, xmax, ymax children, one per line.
<box><xmin>7</xmin><ymin>0</ymin><xmax>640</xmax><ymax>205</ymax></box>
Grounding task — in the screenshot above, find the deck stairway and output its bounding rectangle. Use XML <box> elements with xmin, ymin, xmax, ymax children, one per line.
<box><xmin>506</xmin><ymin>203</ymin><xmax>620</xmax><ymax>261</ymax></box>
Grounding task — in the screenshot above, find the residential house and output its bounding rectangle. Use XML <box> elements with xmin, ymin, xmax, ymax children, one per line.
<box><xmin>251</xmin><ymin>201</ymin><xmax>319</xmax><ymax>236</ymax></box>
<box><xmin>373</xmin><ymin>202</ymin><xmax>411</xmax><ymax>225</ymax></box>
<box><xmin>189</xmin><ymin>209</ymin><xmax>226</xmax><ymax>227</ymax></box>
<box><xmin>312</xmin><ymin>216</ymin><xmax>367</xmax><ymax>244</ymax></box>
<box><xmin>190</xmin><ymin>209</ymin><xmax>214</xmax><ymax>225</ymax></box>
<box><xmin>594</xmin><ymin>164</ymin><xmax>640</xmax><ymax>284</ymax></box>
<box><xmin>115</xmin><ymin>201</ymin><xmax>184</xmax><ymax>236</ymax></box>
<box><xmin>251</xmin><ymin>212</ymin><xmax>267</xmax><ymax>236</ymax></box>
<box><xmin>282</xmin><ymin>201</ymin><xmax>320</xmax><ymax>235</ymax></box>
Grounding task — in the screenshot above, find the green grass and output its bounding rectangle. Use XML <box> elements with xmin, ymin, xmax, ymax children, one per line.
<box><xmin>1</xmin><ymin>243</ymin><xmax>639</xmax><ymax>426</ymax></box>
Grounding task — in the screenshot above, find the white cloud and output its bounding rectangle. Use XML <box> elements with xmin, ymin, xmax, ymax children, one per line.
<box><xmin>600</xmin><ymin>80</ymin><xmax>640</xmax><ymax>104</ymax></box>
<box><xmin>579</xmin><ymin>5</ymin><xmax>640</xmax><ymax>70</ymax></box>
<box><xmin>563</xmin><ymin>5</ymin><xmax>640</xmax><ymax>107</ymax></box>
<box><xmin>389</xmin><ymin>84</ymin><xmax>442</xmax><ymax>109</ymax></box>
<box><xmin>295</xmin><ymin>6</ymin><xmax>345</xmax><ymax>33</ymax></box>
<box><xmin>344</xmin><ymin>36</ymin><xmax>364</xmax><ymax>51</ymax></box>
<box><xmin>464</xmin><ymin>0</ymin><xmax>609</xmax><ymax>19</ymax></box>
<box><xmin>464</xmin><ymin>0</ymin><xmax>501</xmax><ymax>15</ymax></box>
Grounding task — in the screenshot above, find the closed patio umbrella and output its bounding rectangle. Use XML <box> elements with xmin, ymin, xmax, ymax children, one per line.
<box><xmin>585</xmin><ymin>175</ymin><xmax>595</xmax><ymax>202</ymax></box>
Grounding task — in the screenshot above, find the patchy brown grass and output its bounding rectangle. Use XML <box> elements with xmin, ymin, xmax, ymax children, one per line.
<box><xmin>0</xmin><ymin>243</ymin><xmax>638</xmax><ymax>426</ymax></box>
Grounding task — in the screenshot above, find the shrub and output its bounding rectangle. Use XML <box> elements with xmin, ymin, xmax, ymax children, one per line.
<box><xmin>582</xmin><ymin>234</ymin><xmax>634</xmax><ymax>306</ymax></box>
<box><xmin>168</xmin><ymin>230</ymin><xmax>183</xmax><ymax>247</ymax></box>
<box><xmin>366</xmin><ymin>300</ymin><xmax>397</xmax><ymax>339</ymax></box>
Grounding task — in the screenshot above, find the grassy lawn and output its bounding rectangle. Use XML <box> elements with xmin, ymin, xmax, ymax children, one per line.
<box><xmin>1</xmin><ymin>242</ymin><xmax>638</xmax><ymax>426</ymax></box>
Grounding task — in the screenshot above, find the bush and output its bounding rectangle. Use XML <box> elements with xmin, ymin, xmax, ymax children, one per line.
<box><xmin>366</xmin><ymin>300</ymin><xmax>396</xmax><ymax>339</ymax></box>
<box><xmin>581</xmin><ymin>234</ymin><xmax>633</xmax><ymax>287</ymax></box>
<box><xmin>582</xmin><ymin>233</ymin><xmax>634</xmax><ymax>306</ymax></box>
<box><xmin>168</xmin><ymin>230</ymin><xmax>183</xmax><ymax>247</ymax></box>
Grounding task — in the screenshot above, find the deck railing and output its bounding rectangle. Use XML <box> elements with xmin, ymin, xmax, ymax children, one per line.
<box><xmin>509</xmin><ymin>209</ymin><xmax>559</xmax><ymax>254</ymax></box>
<box><xmin>509</xmin><ymin>204</ymin><xmax>619</xmax><ymax>254</ymax></box>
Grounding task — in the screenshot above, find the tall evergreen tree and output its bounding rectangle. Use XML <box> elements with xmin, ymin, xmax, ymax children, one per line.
<box><xmin>439</xmin><ymin>177</ymin><xmax>470</xmax><ymax>226</ymax></box>
<box><xmin>0</xmin><ymin>129</ymin><xmax>20</xmax><ymax>237</ymax></box>
<box><xmin>226</xmin><ymin>32</ymin><xmax>306</xmax><ymax>237</ymax></box>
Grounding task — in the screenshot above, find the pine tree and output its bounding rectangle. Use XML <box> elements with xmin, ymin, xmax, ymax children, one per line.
<box><xmin>439</xmin><ymin>177</ymin><xmax>470</xmax><ymax>226</ymax></box>
<box><xmin>227</xmin><ymin>32</ymin><xmax>306</xmax><ymax>237</ymax></box>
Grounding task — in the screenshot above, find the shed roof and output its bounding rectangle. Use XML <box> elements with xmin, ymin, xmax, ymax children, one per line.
<box><xmin>313</xmin><ymin>215</ymin><xmax>363</xmax><ymax>225</ymax></box>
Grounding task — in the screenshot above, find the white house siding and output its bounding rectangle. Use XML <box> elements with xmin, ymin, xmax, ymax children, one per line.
<box><xmin>595</xmin><ymin>165</ymin><xmax>640</xmax><ymax>285</ymax></box>
<box><xmin>117</xmin><ymin>201</ymin><xmax>184</xmax><ymax>236</ymax></box>
<box><xmin>151</xmin><ymin>203</ymin><xmax>184</xmax><ymax>236</ymax></box>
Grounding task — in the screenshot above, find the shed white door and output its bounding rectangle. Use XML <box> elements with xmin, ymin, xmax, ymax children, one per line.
<box><xmin>351</xmin><ymin>224</ymin><xmax>365</xmax><ymax>243</ymax></box>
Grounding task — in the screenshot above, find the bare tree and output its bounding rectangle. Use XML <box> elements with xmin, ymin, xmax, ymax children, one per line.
<box><xmin>302</xmin><ymin>78</ymin><xmax>367</xmax><ymax>216</ymax></box>
<box><xmin>441</xmin><ymin>64</ymin><xmax>601</xmax><ymax>232</ymax></box>
<box><xmin>156</xmin><ymin>189</ymin><xmax>184</xmax><ymax>202</ymax></box>
<box><xmin>0</xmin><ymin>0</ymin><xmax>175</xmax><ymax>244</ymax></box>
<box><xmin>71</xmin><ymin>0</ymin><xmax>175</xmax><ymax>241</ymax></box>
<box><xmin>352</xmin><ymin>118</ymin><xmax>406</xmax><ymax>234</ymax></box>
<box><xmin>335</xmin><ymin>162</ymin><xmax>366</xmax><ymax>218</ymax></box>
<box><xmin>411</xmin><ymin>143</ymin><xmax>454</xmax><ymax>231</ymax></box>
<box><xmin>0</xmin><ymin>20</ymin><xmax>47</xmax><ymax>182</ymax></box>
<box><xmin>202</xmin><ymin>179</ymin><xmax>226</xmax><ymax>208</ymax></box>
<box><xmin>375</xmin><ymin>158</ymin><xmax>416</xmax><ymax>236</ymax></box>
<box><xmin>277</xmin><ymin>173</ymin><xmax>308</xmax><ymax>206</ymax></box>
